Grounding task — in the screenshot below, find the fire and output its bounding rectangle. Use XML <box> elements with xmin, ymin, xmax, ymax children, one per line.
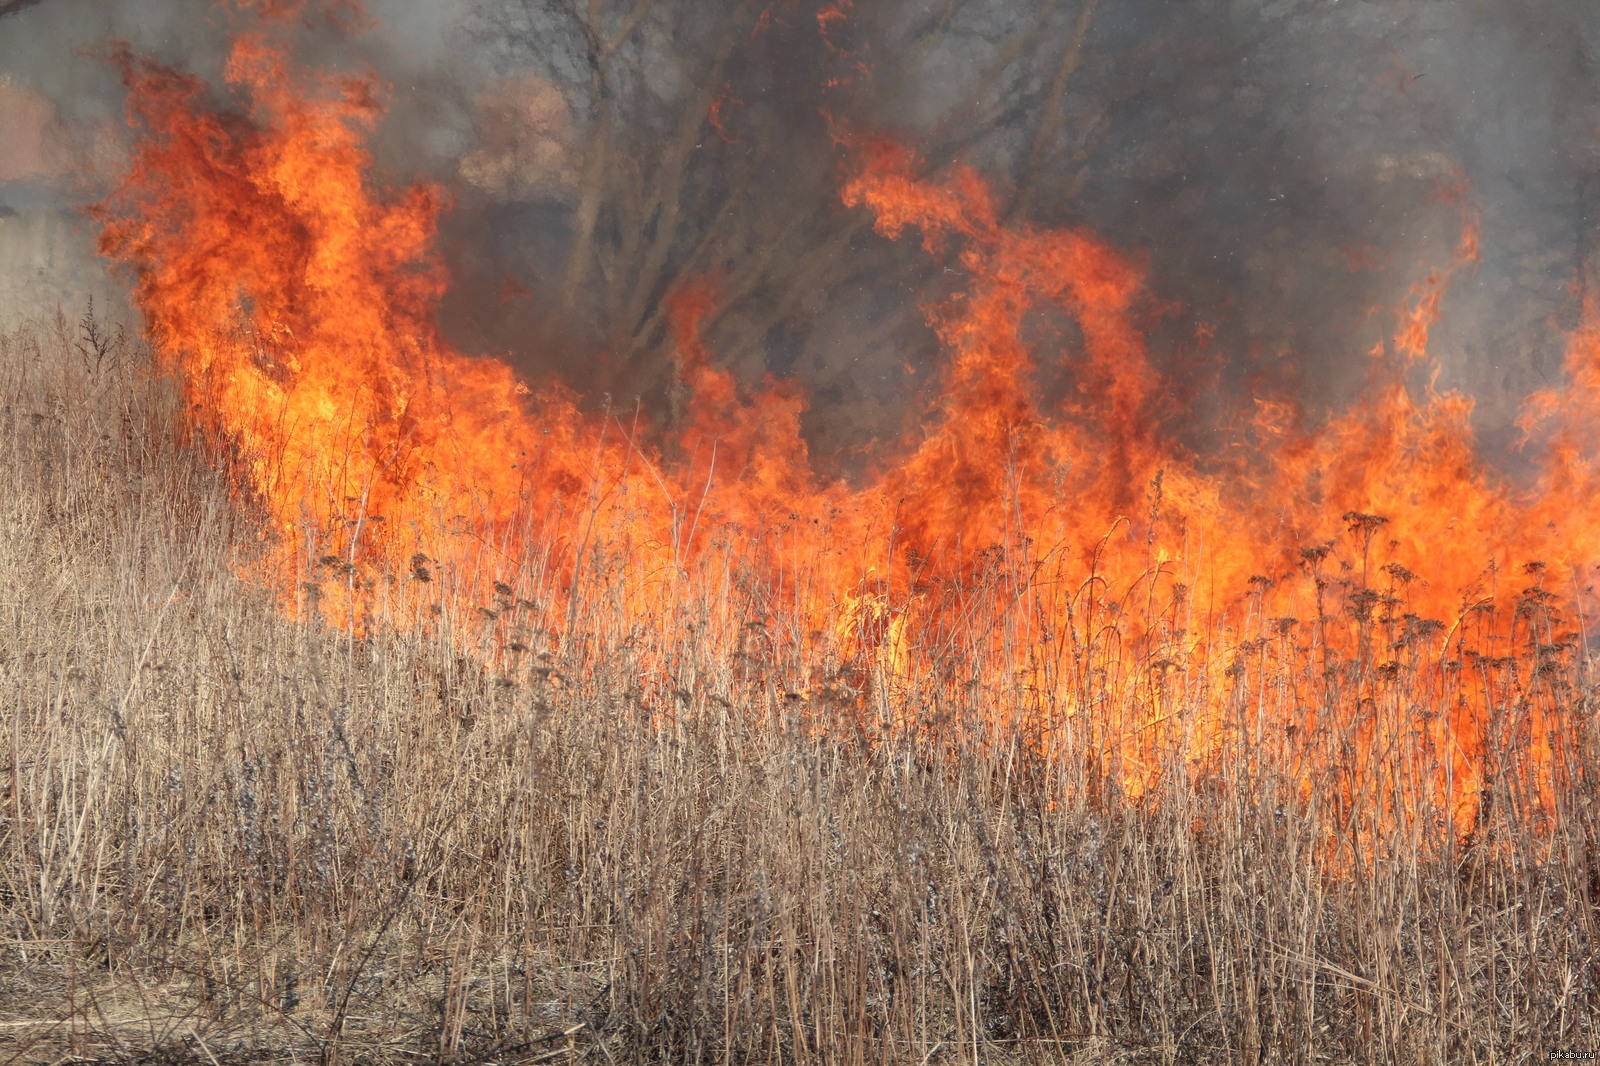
<box><xmin>95</xmin><ymin>3</ymin><xmax>1593</xmax><ymax>840</ymax></box>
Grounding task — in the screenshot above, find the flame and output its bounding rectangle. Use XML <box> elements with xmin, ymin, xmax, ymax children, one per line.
<box><xmin>95</xmin><ymin>5</ymin><xmax>1595</xmax><ymax>843</ymax></box>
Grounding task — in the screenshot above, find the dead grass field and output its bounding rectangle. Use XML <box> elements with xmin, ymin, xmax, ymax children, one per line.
<box><xmin>1</xmin><ymin>311</ymin><xmax>1598</xmax><ymax>1064</ymax></box>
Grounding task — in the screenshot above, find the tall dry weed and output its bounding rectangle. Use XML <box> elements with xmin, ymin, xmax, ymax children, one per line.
<box><xmin>0</xmin><ymin>310</ymin><xmax>1596</xmax><ymax>1065</ymax></box>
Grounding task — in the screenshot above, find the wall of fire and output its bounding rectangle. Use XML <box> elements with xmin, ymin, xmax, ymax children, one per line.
<box><xmin>0</xmin><ymin>0</ymin><xmax>1594</xmax><ymax>466</ymax></box>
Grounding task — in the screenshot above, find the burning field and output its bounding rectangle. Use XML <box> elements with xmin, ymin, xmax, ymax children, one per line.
<box><xmin>2</xmin><ymin>0</ymin><xmax>1599</xmax><ymax>1062</ymax></box>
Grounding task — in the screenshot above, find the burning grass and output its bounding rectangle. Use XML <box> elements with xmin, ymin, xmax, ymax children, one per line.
<box><xmin>4</xmin><ymin>3</ymin><xmax>1600</xmax><ymax>1061</ymax></box>
<box><xmin>83</xmin><ymin>4</ymin><xmax>1600</xmax><ymax>842</ymax></box>
<box><xmin>2</xmin><ymin>310</ymin><xmax>1599</xmax><ymax>1065</ymax></box>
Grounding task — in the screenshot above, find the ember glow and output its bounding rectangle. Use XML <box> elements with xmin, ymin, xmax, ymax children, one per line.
<box><xmin>97</xmin><ymin>3</ymin><xmax>1596</xmax><ymax>835</ymax></box>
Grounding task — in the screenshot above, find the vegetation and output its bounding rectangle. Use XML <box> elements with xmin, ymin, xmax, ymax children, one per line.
<box><xmin>1</xmin><ymin>310</ymin><xmax>1598</xmax><ymax>1065</ymax></box>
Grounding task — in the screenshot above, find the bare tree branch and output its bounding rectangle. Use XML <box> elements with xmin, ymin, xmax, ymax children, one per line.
<box><xmin>921</xmin><ymin>0</ymin><xmax>1069</xmax><ymax>172</ymax></box>
<box><xmin>602</xmin><ymin>0</ymin><xmax>662</xmax><ymax>58</ymax></box>
<box><xmin>613</xmin><ymin>0</ymin><xmax>763</xmax><ymax>339</ymax></box>
<box><xmin>471</xmin><ymin>0</ymin><xmax>1115</xmax><ymax>439</ymax></box>
<box><xmin>1014</xmin><ymin>0</ymin><xmax>1099</xmax><ymax>219</ymax></box>
<box><xmin>556</xmin><ymin>0</ymin><xmax>615</xmax><ymax>308</ymax></box>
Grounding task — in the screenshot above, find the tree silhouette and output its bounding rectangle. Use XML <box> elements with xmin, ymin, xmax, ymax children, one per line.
<box><xmin>455</xmin><ymin>0</ymin><xmax>1106</xmax><ymax>452</ymax></box>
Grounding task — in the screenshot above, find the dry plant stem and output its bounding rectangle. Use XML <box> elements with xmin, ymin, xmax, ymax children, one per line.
<box><xmin>0</xmin><ymin>313</ymin><xmax>1598</xmax><ymax>1065</ymax></box>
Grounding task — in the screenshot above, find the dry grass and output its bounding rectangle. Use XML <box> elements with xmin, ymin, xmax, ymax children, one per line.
<box><xmin>1</xmin><ymin>309</ymin><xmax>1597</xmax><ymax>1065</ymax></box>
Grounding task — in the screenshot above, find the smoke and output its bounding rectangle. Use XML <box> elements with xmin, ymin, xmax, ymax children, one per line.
<box><xmin>1</xmin><ymin>0</ymin><xmax>1595</xmax><ymax>462</ymax></box>
<box><xmin>1058</xmin><ymin>0</ymin><xmax>1600</xmax><ymax>452</ymax></box>
<box><xmin>0</xmin><ymin>0</ymin><xmax>481</xmax><ymax>322</ymax></box>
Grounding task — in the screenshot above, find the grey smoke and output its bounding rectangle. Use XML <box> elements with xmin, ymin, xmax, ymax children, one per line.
<box><xmin>0</xmin><ymin>0</ymin><xmax>1594</xmax><ymax>465</ymax></box>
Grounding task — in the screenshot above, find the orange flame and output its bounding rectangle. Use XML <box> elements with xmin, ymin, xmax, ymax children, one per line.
<box><xmin>96</xmin><ymin>7</ymin><xmax>1595</xmax><ymax>840</ymax></box>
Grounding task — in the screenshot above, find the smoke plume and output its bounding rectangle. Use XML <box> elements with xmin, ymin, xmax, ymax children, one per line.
<box><xmin>1</xmin><ymin>0</ymin><xmax>1594</xmax><ymax>460</ymax></box>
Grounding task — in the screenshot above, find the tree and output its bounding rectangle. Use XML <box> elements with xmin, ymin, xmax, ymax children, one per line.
<box><xmin>453</xmin><ymin>0</ymin><xmax>1107</xmax><ymax>457</ymax></box>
